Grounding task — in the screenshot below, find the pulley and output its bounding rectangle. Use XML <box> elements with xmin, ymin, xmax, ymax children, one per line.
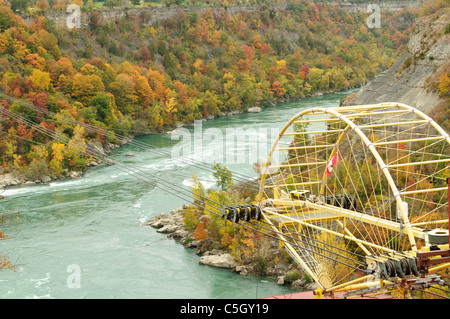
<box><xmin>221</xmin><ymin>204</ymin><xmax>262</xmax><ymax>223</ymax></box>
<box><xmin>326</xmin><ymin>194</ymin><xmax>356</xmax><ymax>210</ymax></box>
<box><xmin>366</xmin><ymin>254</ymin><xmax>419</xmax><ymax>280</ymax></box>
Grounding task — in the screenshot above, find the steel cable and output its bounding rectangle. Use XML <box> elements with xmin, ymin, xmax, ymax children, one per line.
<box><xmin>1</xmin><ymin>105</ymin><xmax>367</xmax><ymax>270</ymax></box>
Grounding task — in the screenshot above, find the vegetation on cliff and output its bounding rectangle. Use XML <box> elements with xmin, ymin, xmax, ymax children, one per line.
<box><xmin>0</xmin><ymin>0</ymin><xmax>417</xmax><ymax>181</ymax></box>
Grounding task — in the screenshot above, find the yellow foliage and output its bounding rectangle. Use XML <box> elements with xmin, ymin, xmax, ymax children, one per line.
<box><xmin>31</xmin><ymin>69</ymin><xmax>51</xmax><ymax>91</ymax></box>
<box><xmin>12</xmin><ymin>41</ymin><xmax>29</xmax><ymax>61</ymax></box>
<box><xmin>71</xmin><ymin>73</ymin><xmax>105</xmax><ymax>104</ymax></box>
<box><xmin>49</xmin><ymin>142</ymin><xmax>66</xmax><ymax>175</ymax></box>
<box><xmin>13</xmin><ymin>154</ymin><xmax>23</xmax><ymax>170</ymax></box>
<box><xmin>0</xmin><ymin>33</ymin><xmax>7</xmax><ymax>53</ymax></box>
<box><xmin>222</xmin><ymin>72</ymin><xmax>235</xmax><ymax>81</ymax></box>
<box><xmin>190</xmin><ymin>175</ymin><xmax>205</xmax><ymax>205</ymax></box>
<box><xmin>183</xmin><ymin>208</ymin><xmax>200</xmax><ymax>232</ymax></box>
<box><xmin>80</xmin><ymin>64</ymin><xmax>97</xmax><ymax>75</ymax></box>
<box><xmin>165</xmin><ymin>97</ymin><xmax>177</xmax><ymax>114</ymax></box>
<box><xmin>68</xmin><ymin>125</ymin><xmax>86</xmax><ymax>157</ymax></box>
<box><xmin>276</xmin><ymin>59</ymin><xmax>287</xmax><ymax>70</ymax></box>
<box><xmin>51</xmin><ymin>142</ymin><xmax>65</xmax><ymax>163</ymax></box>
<box><xmin>135</xmin><ymin>75</ymin><xmax>154</xmax><ymax>106</ymax></box>
<box><xmin>193</xmin><ymin>58</ymin><xmax>203</xmax><ymax>71</ymax></box>
<box><xmin>30</xmin><ymin>144</ymin><xmax>49</xmax><ymax>159</ymax></box>
<box><xmin>438</xmin><ymin>73</ymin><xmax>450</xmax><ymax>96</ymax></box>
<box><xmin>118</xmin><ymin>61</ymin><xmax>140</xmax><ymax>77</ymax></box>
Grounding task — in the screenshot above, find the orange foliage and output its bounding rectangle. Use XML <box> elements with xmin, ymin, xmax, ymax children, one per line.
<box><xmin>193</xmin><ymin>223</ymin><xmax>208</xmax><ymax>242</ymax></box>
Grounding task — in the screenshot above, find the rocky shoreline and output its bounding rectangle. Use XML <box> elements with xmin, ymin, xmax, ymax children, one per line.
<box><xmin>0</xmin><ymin>140</ymin><xmax>122</xmax><ymax>190</ymax></box>
<box><xmin>0</xmin><ymin>105</ymin><xmax>263</xmax><ymax>191</ymax></box>
<box><xmin>145</xmin><ymin>206</ymin><xmax>319</xmax><ymax>292</ymax></box>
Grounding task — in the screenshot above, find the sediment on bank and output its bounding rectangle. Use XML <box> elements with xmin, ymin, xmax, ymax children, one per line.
<box><xmin>145</xmin><ymin>206</ymin><xmax>319</xmax><ymax>291</ymax></box>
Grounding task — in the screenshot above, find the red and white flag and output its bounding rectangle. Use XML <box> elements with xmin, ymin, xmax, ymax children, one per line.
<box><xmin>326</xmin><ymin>153</ymin><xmax>338</xmax><ymax>177</ymax></box>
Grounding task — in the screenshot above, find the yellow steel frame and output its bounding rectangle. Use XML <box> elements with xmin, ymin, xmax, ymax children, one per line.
<box><xmin>256</xmin><ymin>102</ymin><xmax>450</xmax><ymax>295</ymax></box>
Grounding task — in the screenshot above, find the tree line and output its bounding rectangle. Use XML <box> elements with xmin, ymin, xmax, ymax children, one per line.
<box><xmin>0</xmin><ymin>0</ymin><xmax>417</xmax><ymax>179</ymax></box>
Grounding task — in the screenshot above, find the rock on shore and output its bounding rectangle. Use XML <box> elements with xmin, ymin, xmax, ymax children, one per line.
<box><xmin>0</xmin><ymin>173</ymin><xmax>25</xmax><ymax>189</ymax></box>
<box><xmin>145</xmin><ymin>206</ymin><xmax>313</xmax><ymax>291</ymax></box>
<box><xmin>146</xmin><ymin>209</ymin><xmax>244</xmax><ymax>270</ymax></box>
<box><xmin>0</xmin><ymin>167</ymin><xmax>94</xmax><ymax>190</ymax></box>
<box><xmin>247</xmin><ymin>106</ymin><xmax>262</xmax><ymax>113</ymax></box>
<box><xmin>198</xmin><ymin>253</ymin><xmax>238</xmax><ymax>269</ymax></box>
<box><xmin>146</xmin><ymin>208</ymin><xmax>189</xmax><ymax>240</ymax></box>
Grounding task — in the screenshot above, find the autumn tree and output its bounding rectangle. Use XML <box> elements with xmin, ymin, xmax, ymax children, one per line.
<box><xmin>109</xmin><ymin>74</ymin><xmax>137</xmax><ymax>115</ymax></box>
<box><xmin>35</xmin><ymin>0</ymin><xmax>49</xmax><ymax>11</ymax></box>
<box><xmin>70</xmin><ymin>73</ymin><xmax>105</xmax><ymax>105</ymax></box>
<box><xmin>30</xmin><ymin>69</ymin><xmax>51</xmax><ymax>91</ymax></box>
<box><xmin>36</xmin><ymin>31</ymin><xmax>61</xmax><ymax>60</ymax></box>
<box><xmin>49</xmin><ymin>142</ymin><xmax>65</xmax><ymax>176</ymax></box>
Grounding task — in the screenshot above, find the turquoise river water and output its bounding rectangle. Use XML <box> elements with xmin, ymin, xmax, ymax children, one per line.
<box><xmin>0</xmin><ymin>91</ymin><xmax>352</xmax><ymax>298</ymax></box>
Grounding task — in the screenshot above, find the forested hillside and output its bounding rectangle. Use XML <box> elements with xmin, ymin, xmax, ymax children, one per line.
<box><xmin>0</xmin><ymin>0</ymin><xmax>417</xmax><ymax>181</ymax></box>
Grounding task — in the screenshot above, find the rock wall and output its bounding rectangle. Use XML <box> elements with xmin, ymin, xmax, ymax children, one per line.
<box><xmin>20</xmin><ymin>1</ymin><xmax>421</xmax><ymax>29</ymax></box>
<box><xmin>330</xmin><ymin>0</ymin><xmax>420</xmax><ymax>13</ymax></box>
<box><xmin>342</xmin><ymin>4</ymin><xmax>449</xmax><ymax>115</ymax></box>
<box><xmin>21</xmin><ymin>4</ymin><xmax>285</xmax><ymax>29</ymax></box>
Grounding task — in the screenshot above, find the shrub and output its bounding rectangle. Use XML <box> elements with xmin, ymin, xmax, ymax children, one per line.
<box><xmin>284</xmin><ymin>270</ymin><xmax>303</xmax><ymax>282</ymax></box>
<box><xmin>402</xmin><ymin>57</ymin><xmax>412</xmax><ymax>69</ymax></box>
<box><xmin>26</xmin><ymin>159</ymin><xmax>51</xmax><ymax>180</ymax></box>
<box><xmin>183</xmin><ymin>207</ymin><xmax>200</xmax><ymax>232</ymax></box>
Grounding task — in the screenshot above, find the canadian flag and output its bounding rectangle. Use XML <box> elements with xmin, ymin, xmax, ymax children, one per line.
<box><xmin>326</xmin><ymin>153</ymin><xmax>338</xmax><ymax>177</ymax></box>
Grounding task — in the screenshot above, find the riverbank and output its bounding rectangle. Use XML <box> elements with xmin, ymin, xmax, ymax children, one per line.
<box><xmin>0</xmin><ymin>140</ymin><xmax>123</xmax><ymax>190</ymax></box>
<box><xmin>145</xmin><ymin>206</ymin><xmax>319</xmax><ymax>292</ymax></box>
<box><xmin>0</xmin><ymin>104</ymin><xmax>264</xmax><ymax>191</ymax></box>
<box><xmin>0</xmin><ymin>83</ymin><xmax>359</xmax><ymax>192</ymax></box>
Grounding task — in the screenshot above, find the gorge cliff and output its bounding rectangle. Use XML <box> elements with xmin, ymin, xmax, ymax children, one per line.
<box><xmin>342</xmin><ymin>2</ymin><xmax>449</xmax><ymax>130</ymax></box>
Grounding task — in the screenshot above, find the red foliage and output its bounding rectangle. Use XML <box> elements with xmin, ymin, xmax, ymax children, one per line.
<box><xmin>29</xmin><ymin>92</ymin><xmax>49</xmax><ymax>110</ymax></box>
<box><xmin>300</xmin><ymin>64</ymin><xmax>310</xmax><ymax>82</ymax></box>
<box><xmin>242</xmin><ymin>44</ymin><xmax>253</xmax><ymax>62</ymax></box>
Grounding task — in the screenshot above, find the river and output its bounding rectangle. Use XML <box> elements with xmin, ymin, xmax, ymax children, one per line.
<box><xmin>0</xmin><ymin>91</ymin><xmax>351</xmax><ymax>299</ymax></box>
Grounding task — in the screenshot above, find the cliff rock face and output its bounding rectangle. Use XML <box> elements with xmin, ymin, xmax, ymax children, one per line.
<box><xmin>21</xmin><ymin>2</ymin><xmax>420</xmax><ymax>30</ymax></box>
<box><xmin>343</xmin><ymin>5</ymin><xmax>449</xmax><ymax>117</ymax></box>
<box><xmin>21</xmin><ymin>4</ymin><xmax>285</xmax><ymax>29</ymax></box>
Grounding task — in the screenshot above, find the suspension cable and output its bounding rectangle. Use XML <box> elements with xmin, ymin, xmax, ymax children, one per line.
<box><xmin>0</xmin><ymin>92</ymin><xmax>261</xmax><ymax>191</ymax></box>
<box><xmin>1</xmin><ymin>105</ymin><xmax>369</xmax><ymax>270</ymax></box>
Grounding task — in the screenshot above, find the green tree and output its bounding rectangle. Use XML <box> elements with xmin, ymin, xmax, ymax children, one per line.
<box><xmin>104</xmin><ymin>0</ymin><xmax>121</xmax><ymax>8</ymax></box>
<box><xmin>89</xmin><ymin>93</ymin><xmax>112</xmax><ymax>122</ymax></box>
<box><xmin>10</xmin><ymin>0</ymin><xmax>28</xmax><ymax>12</ymax></box>
<box><xmin>212</xmin><ymin>163</ymin><xmax>233</xmax><ymax>191</ymax></box>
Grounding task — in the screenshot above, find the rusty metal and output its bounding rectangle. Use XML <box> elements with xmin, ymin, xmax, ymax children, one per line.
<box><xmin>417</xmin><ymin>178</ymin><xmax>450</xmax><ymax>274</ymax></box>
<box><xmin>416</xmin><ymin>249</ymin><xmax>450</xmax><ymax>275</ymax></box>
